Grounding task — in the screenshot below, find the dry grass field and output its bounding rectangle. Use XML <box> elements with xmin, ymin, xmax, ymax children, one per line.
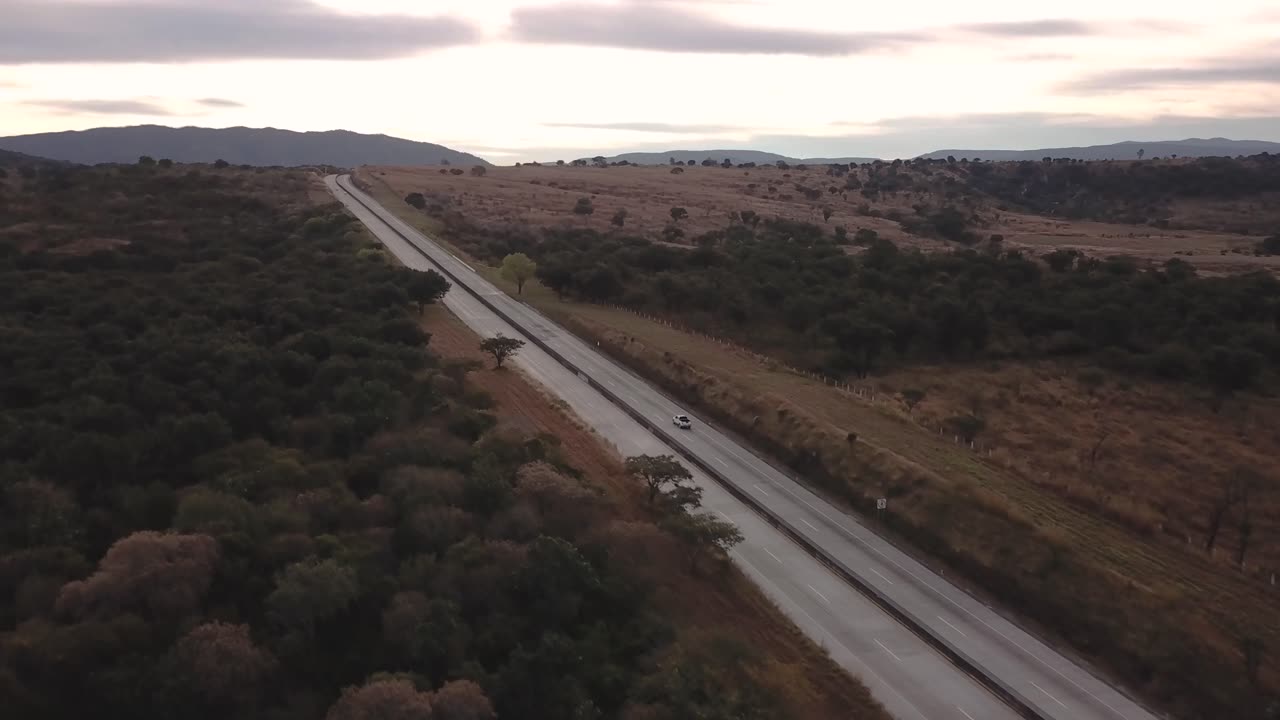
<box><xmin>417</xmin><ymin>304</ymin><xmax>889</xmax><ymax>720</ymax></box>
<box><xmin>366</xmin><ymin>163</ymin><xmax>1280</xmax><ymax>274</ymax></box>
<box><xmin>549</xmin><ymin>300</ymin><xmax>1280</xmax><ymax>718</ymax></box>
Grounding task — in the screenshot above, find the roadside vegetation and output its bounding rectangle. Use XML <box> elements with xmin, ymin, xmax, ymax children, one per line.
<box><xmin>417</xmin><ymin>306</ymin><xmax>884</xmax><ymax>720</ymax></box>
<box><xmin>0</xmin><ymin>158</ymin><xmax>888</xmax><ymax>720</ymax></box>
<box><xmin>366</xmin><ymin>162</ymin><xmax>1280</xmax><ymax>720</ymax></box>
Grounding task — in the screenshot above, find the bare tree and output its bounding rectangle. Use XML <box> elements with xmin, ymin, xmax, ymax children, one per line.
<box><xmin>1241</xmin><ymin>633</ymin><xmax>1265</xmax><ymax>688</ymax></box>
<box><xmin>1086</xmin><ymin>426</ymin><xmax>1111</xmax><ymax>482</ymax></box>
<box><xmin>1205</xmin><ymin>467</ymin><xmax>1257</xmax><ymax>554</ymax></box>
<box><xmin>1235</xmin><ymin>467</ymin><xmax>1262</xmax><ymax>566</ymax></box>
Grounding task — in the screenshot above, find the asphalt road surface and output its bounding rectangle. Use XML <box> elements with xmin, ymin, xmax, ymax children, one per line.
<box><xmin>327</xmin><ymin>175</ymin><xmax>1160</xmax><ymax>720</ymax></box>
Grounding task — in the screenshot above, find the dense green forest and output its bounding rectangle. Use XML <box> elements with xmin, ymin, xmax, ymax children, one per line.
<box><xmin>439</xmin><ymin>211</ymin><xmax>1280</xmax><ymax>398</ymax></box>
<box><xmin>945</xmin><ymin>152</ymin><xmax>1280</xmax><ymax>231</ymax></box>
<box><xmin>0</xmin><ymin>162</ymin><xmax>789</xmax><ymax>719</ymax></box>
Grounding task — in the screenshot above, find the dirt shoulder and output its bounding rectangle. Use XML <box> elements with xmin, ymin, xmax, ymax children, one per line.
<box><xmin>420</xmin><ymin>305</ymin><xmax>889</xmax><ymax>720</ymax></box>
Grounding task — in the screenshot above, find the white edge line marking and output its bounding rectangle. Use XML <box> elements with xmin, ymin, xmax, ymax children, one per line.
<box><xmin>958</xmin><ymin>707</ymin><xmax>977</xmax><ymax>720</ymax></box>
<box><xmin>870</xmin><ymin>567</ymin><xmax>896</xmax><ymax>585</ymax></box>
<box><xmin>734</xmin><ymin>552</ymin><xmax>930</xmax><ymax>720</ymax></box>
<box><xmin>801</xmin><ymin>518</ymin><xmax>819</xmax><ymax>531</ymax></box>
<box><xmin>807</xmin><ymin>584</ymin><xmax>831</xmax><ymax>604</ymax></box>
<box><xmin>1031</xmin><ymin>681</ymin><xmax>1068</xmax><ymax>709</ymax></box>
<box><xmin>754</xmin><ymin>483</ymin><xmax>770</xmax><ymax>496</ymax></box>
<box><xmin>764</xmin><ymin>548</ymin><xmax>782</xmax><ymax>563</ymax></box>
<box><xmin>939</xmin><ymin>615</ymin><xmax>970</xmax><ymax>638</ymax></box>
<box><xmin>875</xmin><ymin>639</ymin><xmax>902</xmax><ymax>662</ymax></box>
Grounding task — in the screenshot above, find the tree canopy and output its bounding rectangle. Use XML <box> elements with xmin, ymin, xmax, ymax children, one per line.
<box><xmin>499</xmin><ymin>253</ymin><xmax>537</xmax><ymax>295</ymax></box>
<box><xmin>0</xmin><ymin>160</ymin><xmax>805</xmax><ymax>720</ymax></box>
<box><xmin>435</xmin><ymin>208</ymin><xmax>1280</xmax><ymax>394</ymax></box>
<box><xmin>479</xmin><ymin>334</ymin><xmax>526</xmax><ymax>369</ymax></box>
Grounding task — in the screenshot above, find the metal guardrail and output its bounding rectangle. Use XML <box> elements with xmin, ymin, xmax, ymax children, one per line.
<box><xmin>334</xmin><ymin>176</ymin><xmax>1046</xmax><ymax>720</ymax></box>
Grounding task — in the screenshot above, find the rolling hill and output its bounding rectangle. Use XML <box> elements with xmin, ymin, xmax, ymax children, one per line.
<box><xmin>0</xmin><ymin>148</ymin><xmax>64</xmax><ymax>166</ymax></box>
<box><xmin>918</xmin><ymin>137</ymin><xmax>1280</xmax><ymax>162</ymax></box>
<box><xmin>0</xmin><ymin>125</ymin><xmax>490</xmax><ymax>168</ymax></box>
<box><xmin>596</xmin><ymin>149</ymin><xmax>880</xmax><ymax>166</ymax></box>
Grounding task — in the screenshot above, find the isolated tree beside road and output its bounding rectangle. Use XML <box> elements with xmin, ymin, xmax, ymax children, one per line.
<box><xmin>625</xmin><ymin>454</ymin><xmax>693</xmax><ymax>504</ymax></box>
<box><xmin>500</xmin><ymin>253</ymin><xmax>537</xmax><ymax>294</ymax></box>
<box><xmin>611</xmin><ymin>208</ymin><xmax>628</xmax><ymax>227</ymax></box>
<box><xmin>404</xmin><ymin>192</ymin><xmax>427</xmax><ymax>209</ymax></box>
<box><xmin>573</xmin><ymin>197</ymin><xmax>594</xmax><ymax>219</ymax></box>
<box><xmin>406</xmin><ymin>270</ymin><xmax>450</xmax><ymax>314</ymax></box>
<box><xmin>479</xmin><ymin>334</ymin><xmax>525</xmax><ymax>369</ymax></box>
<box><xmin>670</xmin><ymin>207</ymin><xmax>689</xmax><ymax>223</ymax></box>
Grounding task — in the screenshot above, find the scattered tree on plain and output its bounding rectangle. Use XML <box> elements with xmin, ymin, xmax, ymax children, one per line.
<box><xmin>479</xmin><ymin>334</ymin><xmax>526</xmax><ymax>369</ymax></box>
<box><xmin>500</xmin><ymin>252</ymin><xmax>537</xmax><ymax>294</ymax></box>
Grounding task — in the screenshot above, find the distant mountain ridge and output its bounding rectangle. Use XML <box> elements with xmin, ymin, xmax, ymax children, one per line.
<box><xmin>0</xmin><ymin>125</ymin><xmax>490</xmax><ymax>168</ymax></box>
<box><xmin>0</xmin><ymin>148</ymin><xmax>66</xmax><ymax>166</ymax></box>
<box><xmin>917</xmin><ymin>138</ymin><xmax>1280</xmax><ymax>162</ymax></box>
<box><xmin>590</xmin><ymin>138</ymin><xmax>1280</xmax><ymax>166</ymax></box>
<box><xmin>593</xmin><ymin>149</ymin><xmax>880</xmax><ymax>166</ymax></box>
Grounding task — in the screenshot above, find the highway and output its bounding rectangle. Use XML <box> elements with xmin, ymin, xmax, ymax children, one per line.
<box><xmin>327</xmin><ymin>175</ymin><xmax>1160</xmax><ymax>720</ymax></box>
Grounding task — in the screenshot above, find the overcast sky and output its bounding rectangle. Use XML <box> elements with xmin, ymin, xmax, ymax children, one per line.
<box><xmin>2</xmin><ymin>0</ymin><xmax>1278</xmax><ymax>162</ymax></box>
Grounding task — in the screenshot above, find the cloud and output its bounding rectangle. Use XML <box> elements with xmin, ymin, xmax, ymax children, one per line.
<box><xmin>543</xmin><ymin>121</ymin><xmax>749</xmax><ymax>134</ymax></box>
<box><xmin>197</xmin><ymin>98</ymin><xmax>244</xmax><ymax>109</ymax></box>
<box><xmin>509</xmin><ymin>3</ymin><xmax>923</xmax><ymax>56</ymax></box>
<box><xmin>1006</xmin><ymin>52</ymin><xmax>1075</xmax><ymax>62</ymax></box>
<box><xmin>1062</xmin><ymin>59</ymin><xmax>1280</xmax><ymax>92</ymax></box>
<box><xmin>957</xmin><ymin>19</ymin><xmax>1093</xmax><ymax>37</ymax></box>
<box><xmin>23</xmin><ymin>98</ymin><xmax>176</xmax><ymax>115</ymax></box>
<box><xmin>0</xmin><ymin>0</ymin><xmax>479</xmax><ymax>64</ymax></box>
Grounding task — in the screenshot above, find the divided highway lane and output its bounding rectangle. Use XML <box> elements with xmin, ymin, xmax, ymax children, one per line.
<box><xmin>328</xmin><ymin>175</ymin><xmax>1015</xmax><ymax>720</ymax></box>
<box><xmin>329</xmin><ymin>175</ymin><xmax>1157</xmax><ymax>720</ymax></box>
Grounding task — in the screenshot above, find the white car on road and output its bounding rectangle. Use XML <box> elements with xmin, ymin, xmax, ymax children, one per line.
<box><xmin>673</xmin><ymin>414</ymin><xmax>692</xmax><ymax>429</ymax></box>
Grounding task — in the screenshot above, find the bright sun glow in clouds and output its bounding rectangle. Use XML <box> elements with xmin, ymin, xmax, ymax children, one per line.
<box><xmin>1</xmin><ymin>0</ymin><xmax>1279</xmax><ymax>161</ymax></box>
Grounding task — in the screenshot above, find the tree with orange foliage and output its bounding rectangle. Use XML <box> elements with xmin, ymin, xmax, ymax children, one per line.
<box><xmin>55</xmin><ymin>531</ymin><xmax>219</xmax><ymax>620</ymax></box>
<box><xmin>326</xmin><ymin>678</ymin><xmax>435</xmax><ymax>720</ymax></box>
<box><xmin>170</xmin><ymin>622</ymin><xmax>276</xmax><ymax>707</ymax></box>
